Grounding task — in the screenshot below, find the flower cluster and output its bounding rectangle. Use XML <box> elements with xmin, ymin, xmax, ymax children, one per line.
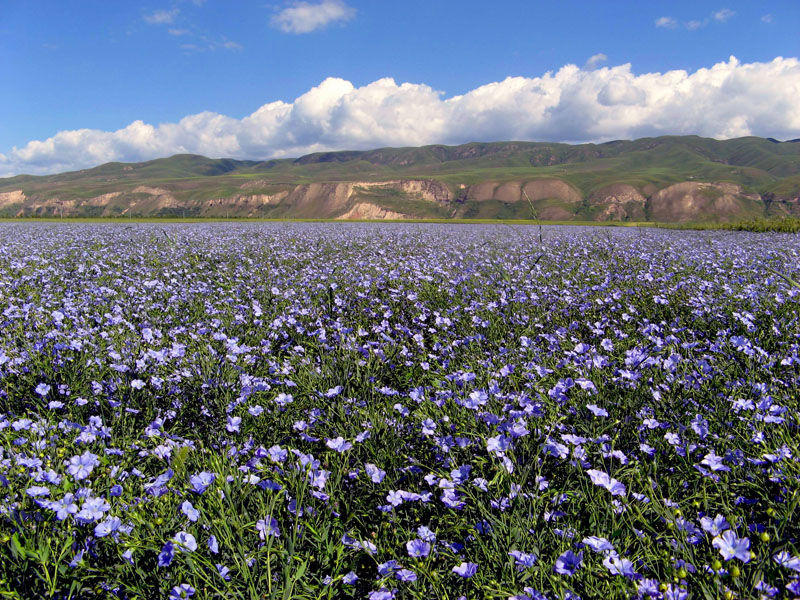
<box><xmin>0</xmin><ymin>222</ymin><xmax>798</xmax><ymax>599</ymax></box>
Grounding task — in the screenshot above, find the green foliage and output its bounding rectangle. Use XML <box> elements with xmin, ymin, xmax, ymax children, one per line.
<box><xmin>2</xmin><ymin>136</ymin><xmax>800</xmax><ymax>221</ymax></box>
<box><xmin>660</xmin><ymin>217</ymin><xmax>800</xmax><ymax>233</ymax></box>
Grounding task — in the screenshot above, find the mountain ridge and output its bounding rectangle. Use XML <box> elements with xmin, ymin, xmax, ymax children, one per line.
<box><xmin>2</xmin><ymin>136</ymin><xmax>799</xmax><ymax>222</ymax></box>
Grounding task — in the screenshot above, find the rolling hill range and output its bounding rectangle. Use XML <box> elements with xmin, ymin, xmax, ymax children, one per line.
<box><xmin>1</xmin><ymin>135</ymin><xmax>800</xmax><ymax>222</ymax></box>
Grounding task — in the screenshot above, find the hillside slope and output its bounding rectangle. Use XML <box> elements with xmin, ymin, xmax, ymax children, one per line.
<box><xmin>1</xmin><ymin>136</ymin><xmax>799</xmax><ymax>221</ymax></box>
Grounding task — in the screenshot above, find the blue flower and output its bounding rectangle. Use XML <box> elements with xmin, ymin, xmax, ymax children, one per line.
<box><xmin>416</xmin><ymin>525</ymin><xmax>436</xmax><ymax>542</ymax></box>
<box><xmin>256</xmin><ymin>516</ymin><xmax>280</xmax><ymax>539</ymax></box>
<box><xmin>49</xmin><ymin>493</ymin><xmax>78</xmax><ymax>520</ymax></box>
<box><xmin>365</xmin><ymin>463</ymin><xmax>386</xmax><ymax>483</ymax></box>
<box><xmin>172</xmin><ymin>531</ymin><xmax>198</xmax><ymax>553</ymax></box>
<box><xmin>343</xmin><ymin>571</ymin><xmax>358</xmax><ymax>585</ymax></box>
<box><xmin>170</xmin><ymin>584</ymin><xmax>195</xmax><ymax>599</ymax></box>
<box><xmin>181</xmin><ymin>500</ymin><xmax>200</xmax><ymax>522</ymax></box>
<box><xmin>377</xmin><ymin>560</ymin><xmax>401</xmax><ymax>576</ymax></box>
<box><xmin>637</xmin><ymin>579</ymin><xmax>661</xmax><ymax>597</ymax></box>
<box><xmin>226</xmin><ymin>415</ymin><xmax>241</xmax><ymax>433</ymax></box>
<box><xmin>395</xmin><ymin>569</ymin><xmax>417</xmax><ymax>582</ymax></box>
<box><xmin>76</xmin><ymin>496</ymin><xmax>110</xmax><ymax>522</ymax></box>
<box><xmin>452</xmin><ymin>562</ymin><xmax>478</xmax><ymax>578</ymax></box>
<box><xmin>554</xmin><ymin>550</ymin><xmax>583</xmax><ymax>576</ymax></box>
<box><xmin>712</xmin><ymin>530</ymin><xmax>750</xmax><ymax>562</ymax></box>
<box><xmin>586</xmin><ymin>404</ymin><xmax>608</xmax><ymax>417</ymax></box>
<box><xmin>699</xmin><ymin>514</ymin><xmax>730</xmax><ymax>536</ymax></box>
<box><xmin>94</xmin><ymin>516</ymin><xmax>122</xmax><ymax>538</ymax></box>
<box><xmin>586</xmin><ymin>469</ymin><xmax>626</xmax><ymax>496</ymax></box>
<box><xmin>325</xmin><ymin>436</ymin><xmax>352</xmax><ymax>452</ymax></box>
<box><xmin>582</xmin><ymin>536</ymin><xmax>615</xmax><ymax>554</ymax></box>
<box><xmin>210</xmin><ymin>563</ymin><xmax>229</xmax><ymax>580</ymax></box>
<box><xmin>268</xmin><ymin>445</ymin><xmax>287</xmax><ymax>463</ymax></box>
<box><xmin>158</xmin><ymin>542</ymin><xmax>174</xmax><ymax>567</ymax></box>
<box><xmin>509</xmin><ymin>550</ymin><xmax>538</xmax><ymax>570</ymax></box>
<box><xmin>406</xmin><ymin>539</ymin><xmax>431</xmax><ymax>558</ymax></box>
<box><xmin>189</xmin><ymin>471</ymin><xmax>215</xmax><ymax>494</ymax></box>
<box><xmin>26</xmin><ymin>486</ymin><xmax>50</xmax><ymax>497</ymax></box>
<box><xmin>700</xmin><ymin>451</ymin><xmax>730</xmax><ymax>472</ymax></box>
<box><xmin>774</xmin><ymin>551</ymin><xmax>800</xmax><ymax>572</ymax></box>
<box><xmin>486</xmin><ymin>434</ymin><xmax>511</xmax><ymax>454</ymax></box>
<box><xmin>602</xmin><ymin>555</ymin><xmax>637</xmax><ymax>578</ymax></box>
<box><xmin>65</xmin><ymin>451</ymin><xmax>99</xmax><ymax>480</ymax></box>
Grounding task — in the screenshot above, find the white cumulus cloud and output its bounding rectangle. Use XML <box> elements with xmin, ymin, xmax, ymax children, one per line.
<box><xmin>585</xmin><ymin>53</ymin><xmax>607</xmax><ymax>70</ymax></box>
<box><xmin>2</xmin><ymin>56</ymin><xmax>800</xmax><ymax>176</ymax></box>
<box><xmin>271</xmin><ymin>0</ymin><xmax>355</xmax><ymax>34</ymax></box>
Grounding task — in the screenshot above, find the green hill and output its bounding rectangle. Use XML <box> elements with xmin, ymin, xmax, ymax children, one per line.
<box><xmin>1</xmin><ymin>136</ymin><xmax>799</xmax><ymax>221</ymax></box>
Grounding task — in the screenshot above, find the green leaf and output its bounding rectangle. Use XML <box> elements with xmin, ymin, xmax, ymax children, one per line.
<box><xmin>10</xmin><ymin>534</ymin><xmax>25</xmax><ymax>560</ymax></box>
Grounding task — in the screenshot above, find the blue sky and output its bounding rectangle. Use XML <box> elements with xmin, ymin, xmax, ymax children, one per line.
<box><xmin>1</xmin><ymin>1</ymin><xmax>799</xmax><ymax>175</ymax></box>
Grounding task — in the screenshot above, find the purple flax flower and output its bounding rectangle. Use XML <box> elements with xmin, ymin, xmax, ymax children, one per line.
<box><xmin>365</xmin><ymin>463</ymin><xmax>386</xmax><ymax>483</ymax></box>
<box><xmin>189</xmin><ymin>471</ymin><xmax>215</xmax><ymax>494</ymax></box>
<box><xmin>325</xmin><ymin>437</ymin><xmax>352</xmax><ymax>452</ymax></box>
<box><xmin>509</xmin><ymin>550</ymin><xmax>538</xmax><ymax>570</ymax></box>
<box><xmin>170</xmin><ymin>584</ymin><xmax>195</xmax><ymax>599</ymax></box>
<box><xmin>396</xmin><ymin>569</ymin><xmax>417</xmax><ymax>582</ymax></box>
<box><xmin>587</xmin><ymin>404</ymin><xmax>608</xmax><ymax>417</ymax></box>
<box><xmin>700</xmin><ymin>451</ymin><xmax>730</xmax><ymax>472</ymax></box>
<box><xmin>603</xmin><ymin>555</ymin><xmax>637</xmax><ymax>577</ymax></box>
<box><xmin>487</xmin><ymin>434</ymin><xmax>511</xmax><ymax>454</ymax></box>
<box><xmin>453</xmin><ymin>562</ymin><xmax>478</xmax><ymax>578</ymax></box>
<box><xmin>586</xmin><ymin>469</ymin><xmax>626</xmax><ymax>496</ymax></box>
<box><xmin>343</xmin><ymin>571</ymin><xmax>358</xmax><ymax>584</ymax></box>
<box><xmin>181</xmin><ymin>500</ymin><xmax>200</xmax><ymax>522</ymax></box>
<box><xmin>774</xmin><ymin>551</ymin><xmax>800</xmax><ymax>572</ymax></box>
<box><xmin>378</xmin><ymin>560</ymin><xmax>401</xmax><ymax>576</ymax></box>
<box><xmin>77</xmin><ymin>496</ymin><xmax>110</xmax><ymax>522</ymax></box>
<box><xmin>268</xmin><ymin>445</ymin><xmax>287</xmax><ymax>463</ymax></box>
<box><xmin>664</xmin><ymin>584</ymin><xmax>689</xmax><ymax>600</ymax></box>
<box><xmin>712</xmin><ymin>530</ymin><xmax>751</xmax><ymax>562</ymax></box>
<box><xmin>554</xmin><ymin>550</ymin><xmax>583</xmax><ymax>576</ymax></box>
<box><xmin>582</xmin><ymin>536</ymin><xmax>615</xmax><ymax>554</ymax></box>
<box><xmin>66</xmin><ymin>451</ymin><xmax>99</xmax><ymax>480</ymax></box>
<box><xmin>755</xmin><ymin>581</ymin><xmax>778</xmax><ymax>597</ymax></box>
<box><xmin>172</xmin><ymin>531</ymin><xmax>197</xmax><ymax>553</ymax></box>
<box><xmin>541</xmin><ymin>439</ymin><xmax>569</xmax><ymax>458</ymax></box>
<box><xmin>256</xmin><ymin>516</ymin><xmax>280</xmax><ymax>539</ymax></box>
<box><xmin>158</xmin><ymin>542</ymin><xmax>174</xmax><ymax>567</ymax></box>
<box><xmin>638</xmin><ymin>579</ymin><xmax>661</xmax><ymax>597</ymax></box>
<box><xmin>94</xmin><ymin>516</ymin><xmax>122</xmax><ymax>538</ymax></box>
<box><xmin>700</xmin><ymin>514</ymin><xmax>730</xmax><ymax>536</ymax></box>
<box><xmin>216</xmin><ymin>564</ymin><xmax>230</xmax><ymax>580</ymax></box>
<box><xmin>50</xmin><ymin>493</ymin><xmax>79</xmax><ymax>520</ymax></box>
<box><xmin>406</xmin><ymin>539</ymin><xmax>431</xmax><ymax>558</ymax></box>
<box><xmin>417</xmin><ymin>525</ymin><xmax>436</xmax><ymax>542</ymax></box>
